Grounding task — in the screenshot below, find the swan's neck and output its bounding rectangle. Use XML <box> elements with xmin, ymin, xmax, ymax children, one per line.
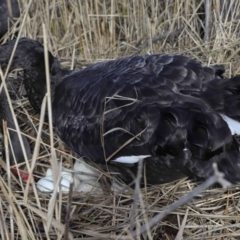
<box><xmin>0</xmin><ymin>38</ymin><xmax>61</xmax><ymax>113</ymax></box>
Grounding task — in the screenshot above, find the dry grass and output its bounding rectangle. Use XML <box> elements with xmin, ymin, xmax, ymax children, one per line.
<box><xmin>1</xmin><ymin>0</ymin><xmax>240</xmax><ymax>239</ymax></box>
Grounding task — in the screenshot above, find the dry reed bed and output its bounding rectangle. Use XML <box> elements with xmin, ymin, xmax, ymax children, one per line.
<box><xmin>1</xmin><ymin>0</ymin><xmax>240</xmax><ymax>239</ymax></box>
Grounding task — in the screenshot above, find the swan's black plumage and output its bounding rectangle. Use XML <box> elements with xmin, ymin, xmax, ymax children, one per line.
<box><xmin>0</xmin><ymin>0</ymin><xmax>20</xmax><ymax>38</ymax></box>
<box><xmin>0</xmin><ymin>84</ymin><xmax>31</xmax><ymax>169</ymax></box>
<box><xmin>1</xmin><ymin>38</ymin><xmax>240</xmax><ymax>184</ymax></box>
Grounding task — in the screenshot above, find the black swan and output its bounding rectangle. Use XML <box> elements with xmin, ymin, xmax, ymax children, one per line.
<box><xmin>1</xmin><ymin>38</ymin><xmax>240</xmax><ymax>186</ymax></box>
<box><xmin>0</xmin><ymin>82</ymin><xmax>31</xmax><ymax>179</ymax></box>
<box><xmin>0</xmin><ymin>0</ymin><xmax>20</xmax><ymax>38</ymax></box>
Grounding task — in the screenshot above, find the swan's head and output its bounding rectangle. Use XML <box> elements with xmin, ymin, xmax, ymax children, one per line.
<box><xmin>0</xmin><ymin>38</ymin><xmax>61</xmax><ymax>113</ymax></box>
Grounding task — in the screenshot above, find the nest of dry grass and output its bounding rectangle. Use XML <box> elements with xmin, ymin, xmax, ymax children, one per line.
<box><xmin>1</xmin><ymin>0</ymin><xmax>240</xmax><ymax>239</ymax></box>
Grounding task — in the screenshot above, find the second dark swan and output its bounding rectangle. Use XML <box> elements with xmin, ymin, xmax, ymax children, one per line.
<box><xmin>1</xmin><ymin>38</ymin><xmax>240</xmax><ymax>185</ymax></box>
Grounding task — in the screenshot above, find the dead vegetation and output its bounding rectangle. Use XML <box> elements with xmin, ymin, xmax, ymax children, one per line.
<box><xmin>1</xmin><ymin>0</ymin><xmax>240</xmax><ymax>239</ymax></box>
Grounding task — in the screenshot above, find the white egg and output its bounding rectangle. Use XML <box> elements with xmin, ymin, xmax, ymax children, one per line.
<box><xmin>73</xmin><ymin>160</ymin><xmax>100</xmax><ymax>182</ymax></box>
<box><xmin>37</xmin><ymin>171</ymin><xmax>73</xmax><ymax>192</ymax></box>
<box><xmin>73</xmin><ymin>160</ymin><xmax>103</xmax><ymax>194</ymax></box>
<box><xmin>37</xmin><ymin>160</ymin><xmax>104</xmax><ymax>195</ymax></box>
<box><xmin>37</xmin><ymin>175</ymin><xmax>54</xmax><ymax>192</ymax></box>
<box><xmin>74</xmin><ymin>182</ymin><xmax>103</xmax><ymax>195</ymax></box>
<box><xmin>111</xmin><ymin>180</ymin><xmax>125</xmax><ymax>192</ymax></box>
<box><xmin>45</xmin><ymin>168</ymin><xmax>53</xmax><ymax>176</ymax></box>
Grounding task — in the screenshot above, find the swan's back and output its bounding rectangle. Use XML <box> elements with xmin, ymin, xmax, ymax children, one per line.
<box><xmin>52</xmin><ymin>53</ymin><xmax>240</xmax><ymax>184</ymax></box>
